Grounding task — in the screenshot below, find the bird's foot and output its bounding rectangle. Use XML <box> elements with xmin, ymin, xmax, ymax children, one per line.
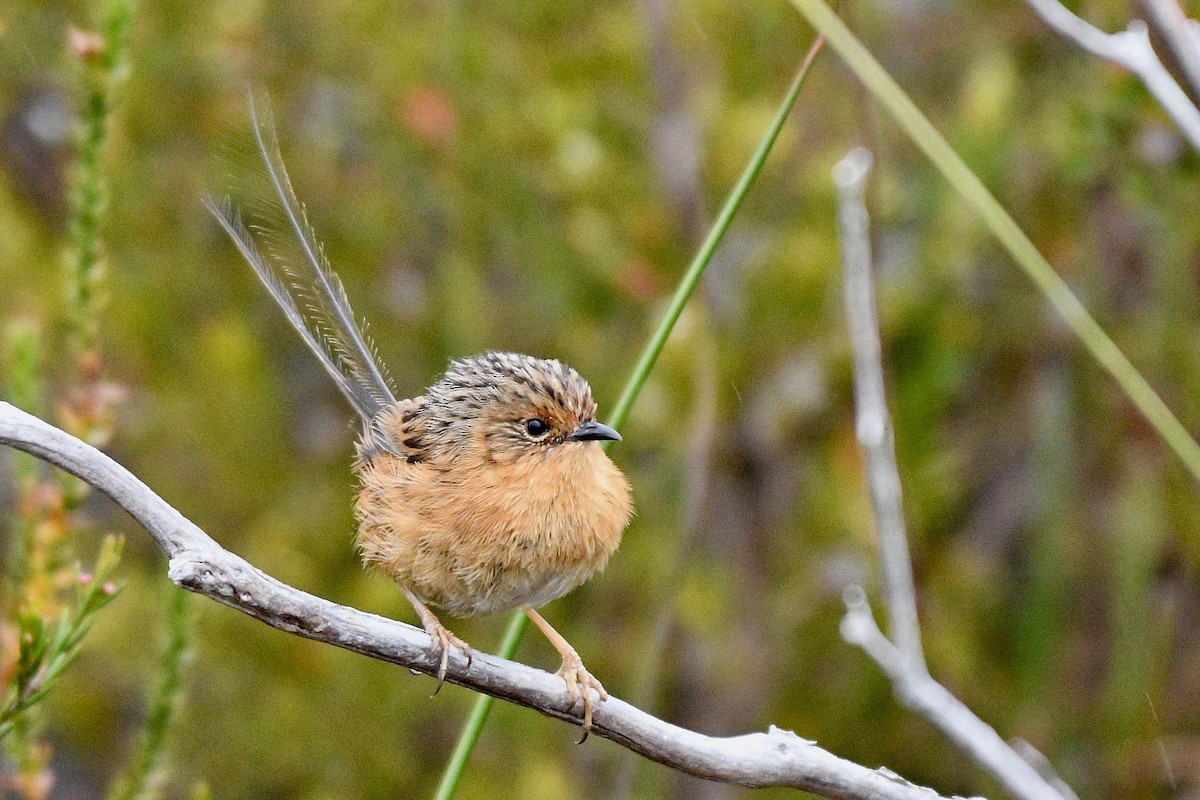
<box><xmin>402</xmin><ymin>585</ymin><xmax>472</xmax><ymax>694</ymax></box>
<box><xmin>422</xmin><ymin>619</ymin><xmax>472</xmax><ymax>695</ymax></box>
<box><xmin>556</xmin><ymin>653</ymin><xmax>607</xmax><ymax>743</ymax></box>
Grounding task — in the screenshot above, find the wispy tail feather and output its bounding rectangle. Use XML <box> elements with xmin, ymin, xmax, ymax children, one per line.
<box><xmin>205</xmin><ymin>94</ymin><xmax>397</xmax><ymax>423</ymax></box>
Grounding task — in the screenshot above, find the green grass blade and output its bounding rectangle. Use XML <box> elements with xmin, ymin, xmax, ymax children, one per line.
<box><xmin>607</xmin><ymin>39</ymin><xmax>824</xmax><ymax>431</ymax></box>
<box><xmin>432</xmin><ymin>612</ymin><xmax>527</xmax><ymax>800</ymax></box>
<box><xmin>787</xmin><ymin>0</ymin><xmax>1200</xmax><ymax>483</ymax></box>
<box><xmin>432</xmin><ymin>36</ymin><xmax>827</xmax><ymax>800</ymax></box>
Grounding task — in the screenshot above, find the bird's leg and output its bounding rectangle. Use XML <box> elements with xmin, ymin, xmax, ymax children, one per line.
<box><xmin>520</xmin><ymin>604</ymin><xmax>606</xmax><ymax>742</ymax></box>
<box><xmin>401</xmin><ymin>585</ymin><xmax>471</xmax><ymax>694</ymax></box>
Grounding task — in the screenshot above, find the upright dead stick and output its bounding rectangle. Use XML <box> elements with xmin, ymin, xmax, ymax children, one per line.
<box><xmin>832</xmin><ymin>149</ymin><xmax>1077</xmax><ymax>800</ymax></box>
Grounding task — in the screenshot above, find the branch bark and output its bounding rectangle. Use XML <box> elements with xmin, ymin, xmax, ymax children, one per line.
<box><xmin>0</xmin><ymin>401</ymin><xmax>975</xmax><ymax>800</ymax></box>
<box><xmin>839</xmin><ymin>593</ymin><xmax>1078</xmax><ymax>800</ymax></box>
<box><xmin>833</xmin><ymin>148</ymin><xmax>925</xmax><ymax>673</ymax></box>
<box><xmin>1136</xmin><ymin>0</ymin><xmax>1200</xmax><ymax>104</ymax></box>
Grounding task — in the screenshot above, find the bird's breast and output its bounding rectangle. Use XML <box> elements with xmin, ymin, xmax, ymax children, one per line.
<box><xmin>354</xmin><ymin>443</ymin><xmax>632</xmax><ymax>617</ymax></box>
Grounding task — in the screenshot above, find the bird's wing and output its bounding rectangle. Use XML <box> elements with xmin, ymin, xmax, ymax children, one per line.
<box><xmin>357</xmin><ymin>396</ymin><xmax>430</xmax><ymax>466</ymax></box>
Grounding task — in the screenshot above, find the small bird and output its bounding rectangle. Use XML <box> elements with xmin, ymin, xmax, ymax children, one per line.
<box><xmin>205</xmin><ymin>99</ymin><xmax>633</xmax><ymax>736</ymax></box>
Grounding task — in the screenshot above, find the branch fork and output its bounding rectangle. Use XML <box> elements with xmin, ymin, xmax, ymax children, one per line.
<box><xmin>833</xmin><ymin>148</ymin><xmax>1078</xmax><ymax>800</ymax></box>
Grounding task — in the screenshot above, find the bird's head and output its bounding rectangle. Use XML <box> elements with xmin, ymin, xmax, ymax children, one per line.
<box><xmin>423</xmin><ymin>352</ymin><xmax>621</xmax><ymax>464</ymax></box>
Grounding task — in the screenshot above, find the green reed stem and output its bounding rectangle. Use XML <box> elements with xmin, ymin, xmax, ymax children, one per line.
<box><xmin>432</xmin><ymin>611</ymin><xmax>528</xmax><ymax>800</ymax></box>
<box><xmin>607</xmin><ymin>39</ymin><xmax>824</xmax><ymax>431</ymax></box>
<box><xmin>107</xmin><ymin>586</ymin><xmax>191</xmax><ymax>800</ymax></box>
<box><xmin>788</xmin><ymin>0</ymin><xmax>1200</xmax><ymax>483</ymax></box>
<box><xmin>433</xmin><ymin>35</ymin><xmax>827</xmax><ymax>799</ymax></box>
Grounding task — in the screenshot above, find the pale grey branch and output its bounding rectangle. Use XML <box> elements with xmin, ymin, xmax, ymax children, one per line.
<box><xmin>840</xmin><ymin>593</ymin><xmax>1075</xmax><ymax>800</ymax></box>
<box><xmin>0</xmin><ymin>401</ymin><xmax>972</xmax><ymax>800</ymax></box>
<box><xmin>832</xmin><ymin>149</ymin><xmax>1077</xmax><ymax>800</ymax></box>
<box><xmin>1138</xmin><ymin>0</ymin><xmax>1200</xmax><ymax>103</ymax></box>
<box><xmin>1025</xmin><ymin>0</ymin><xmax>1200</xmax><ymax>152</ymax></box>
<box><xmin>833</xmin><ymin>147</ymin><xmax>924</xmax><ymax>672</ymax></box>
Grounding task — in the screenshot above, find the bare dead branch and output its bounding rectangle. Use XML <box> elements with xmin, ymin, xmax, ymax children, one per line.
<box><xmin>832</xmin><ymin>149</ymin><xmax>1078</xmax><ymax>800</ymax></box>
<box><xmin>832</xmin><ymin>147</ymin><xmax>924</xmax><ymax>672</ymax></box>
<box><xmin>1136</xmin><ymin>0</ymin><xmax>1200</xmax><ymax>103</ymax></box>
<box><xmin>0</xmin><ymin>400</ymin><xmax>977</xmax><ymax>800</ymax></box>
<box><xmin>840</xmin><ymin>594</ymin><xmax>1077</xmax><ymax>800</ymax></box>
<box><xmin>1024</xmin><ymin>0</ymin><xmax>1200</xmax><ymax>153</ymax></box>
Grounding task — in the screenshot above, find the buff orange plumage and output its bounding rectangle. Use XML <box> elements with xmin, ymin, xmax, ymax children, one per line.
<box><xmin>206</xmin><ymin>98</ymin><xmax>632</xmax><ymax>736</ymax></box>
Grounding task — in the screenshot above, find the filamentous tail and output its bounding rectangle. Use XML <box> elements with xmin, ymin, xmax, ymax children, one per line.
<box><xmin>205</xmin><ymin>94</ymin><xmax>396</xmax><ymax>423</ymax></box>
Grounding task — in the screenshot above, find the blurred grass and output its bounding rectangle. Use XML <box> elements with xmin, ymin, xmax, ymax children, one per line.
<box><xmin>1</xmin><ymin>1</ymin><xmax>1199</xmax><ymax>799</ymax></box>
<box><xmin>105</xmin><ymin>584</ymin><xmax>190</xmax><ymax>800</ymax></box>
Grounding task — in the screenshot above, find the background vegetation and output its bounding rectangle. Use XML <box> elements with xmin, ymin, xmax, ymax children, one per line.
<box><xmin>2</xmin><ymin>0</ymin><xmax>1199</xmax><ymax>798</ymax></box>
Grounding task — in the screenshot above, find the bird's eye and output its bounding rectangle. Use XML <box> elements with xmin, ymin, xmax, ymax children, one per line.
<box><xmin>524</xmin><ymin>418</ymin><xmax>550</xmax><ymax>438</ymax></box>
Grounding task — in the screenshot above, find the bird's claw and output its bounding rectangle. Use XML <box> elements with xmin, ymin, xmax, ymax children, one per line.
<box><xmin>556</xmin><ymin>655</ymin><xmax>607</xmax><ymax>743</ymax></box>
<box><xmin>425</xmin><ymin>624</ymin><xmax>472</xmax><ymax>696</ymax></box>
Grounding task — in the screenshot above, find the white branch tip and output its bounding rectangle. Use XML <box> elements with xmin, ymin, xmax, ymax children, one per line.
<box><xmin>832</xmin><ymin>147</ymin><xmax>873</xmax><ymax>189</ymax></box>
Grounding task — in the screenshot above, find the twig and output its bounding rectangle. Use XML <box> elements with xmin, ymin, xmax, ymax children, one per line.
<box><xmin>1024</xmin><ymin>0</ymin><xmax>1200</xmax><ymax>153</ymax></box>
<box><xmin>840</xmin><ymin>593</ymin><xmax>1076</xmax><ymax>800</ymax></box>
<box><xmin>0</xmin><ymin>401</ymin><xmax>976</xmax><ymax>800</ymax></box>
<box><xmin>832</xmin><ymin>149</ymin><xmax>1077</xmax><ymax>800</ymax></box>
<box><xmin>832</xmin><ymin>148</ymin><xmax>924</xmax><ymax>672</ymax></box>
<box><xmin>1137</xmin><ymin>0</ymin><xmax>1200</xmax><ymax>103</ymax></box>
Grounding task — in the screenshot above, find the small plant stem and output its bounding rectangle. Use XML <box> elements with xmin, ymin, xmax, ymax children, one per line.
<box><xmin>432</xmin><ymin>612</ymin><xmax>527</xmax><ymax>800</ymax></box>
<box><xmin>67</xmin><ymin>0</ymin><xmax>134</xmax><ymax>370</ymax></box>
<box><xmin>107</xmin><ymin>585</ymin><xmax>190</xmax><ymax>800</ymax></box>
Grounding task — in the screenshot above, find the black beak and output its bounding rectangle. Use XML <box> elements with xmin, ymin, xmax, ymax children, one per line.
<box><xmin>567</xmin><ymin>420</ymin><xmax>622</xmax><ymax>442</ymax></box>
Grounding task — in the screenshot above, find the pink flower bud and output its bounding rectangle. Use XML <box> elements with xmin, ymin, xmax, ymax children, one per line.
<box><xmin>68</xmin><ymin>27</ymin><xmax>105</xmax><ymax>61</ymax></box>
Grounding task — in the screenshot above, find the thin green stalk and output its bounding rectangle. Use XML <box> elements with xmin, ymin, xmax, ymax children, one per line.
<box><xmin>432</xmin><ymin>612</ymin><xmax>527</xmax><ymax>800</ymax></box>
<box><xmin>608</xmin><ymin>37</ymin><xmax>824</xmax><ymax>430</ymax></box>
<box><xmin>67</xmin><ymin>0</ymin><xmax>135</xmax><ymax>367</ymax></box>
<box><xmin>107</xmin><ymin>586</ymin><xmax>191</xmax><ymax>800</ymax></box>
<box><xmin>788</xmin><ymin>0</ymin><xmax>1200</xmax><ymax>483</ymax></box>
<box><xmin>433</xmin><ymin>36</ymin><xmax>826</xmax><ymax>800</ymax></box>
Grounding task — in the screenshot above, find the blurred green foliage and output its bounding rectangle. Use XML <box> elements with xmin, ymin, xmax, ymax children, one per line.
<box><xmin>2</xmin><ymin>0</ymin><xmax>1200</xmax><ymax>798</ymax></box>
